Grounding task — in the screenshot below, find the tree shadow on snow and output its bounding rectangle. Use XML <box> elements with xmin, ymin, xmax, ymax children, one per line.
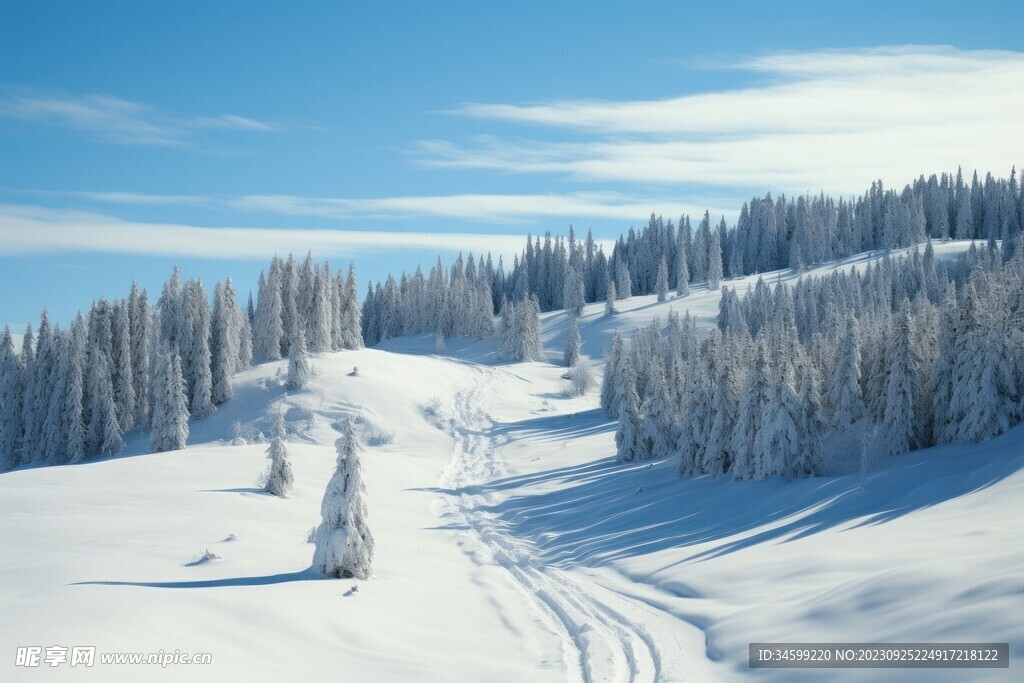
<box><xmin>424</xmin><ymin>417</ymin><xmax>1024</xmax><ymax>569</ymax></box>
<box><xmin>72</xmin><ymin>567</ymin><xmax>325</xmax><ymax>589</ymax></box>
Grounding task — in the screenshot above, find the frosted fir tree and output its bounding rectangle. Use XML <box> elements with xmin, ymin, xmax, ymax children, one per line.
<box><xmin>567</xmin><ymin>357</ymin><xmax>595</xmax><ymax>396</ymax></box>
<box><xmin>253</xmin><ymin>267</ymin><xmax>283</xmax><ymax>360</ymax></box>
<box><xmin>286</xmin><ymin>328</ymin><xmax>311</xmax><ymax>390</ymax></box>
<box><xmin>211</xmin><ymin>281</ymin><xmax>237</xmax><ymax>405</ymax></box>
<box><xmin>63</xmin><ymin>317</ymin><xmax>87</xmax><ymax>464</ymax></box>
<box><xmin>655</xmin><ymin>256</ymin><xmax>669</xmax><ymax>302</ymax></box>
<box><xmin>881</xmin><ymin>307</ymin><xmax>922</xmax><ymax>455</ymax></box>
<box><xmin>731</xmin><ymin>340</ymin><xmax>773</xmax><ymax>480</ymax></box>
<box><xmin>0</xmin><ymin>326</ymin><xmax>23</xmax><ymax>470</ymax></box>
<box><xmin>563</xmin><ymin>266</ymin><xmax>585</xmax><ymax>318</ymax></box>
<box><xmin>434</xmin><ymin>329</ymin><xmax>446</xmax><ymax>353</ymax></box>
<box><xmin>828</xmin><ymin>314</ymin><xmax>866</xmax><ymax>428</ymax></box>
<box><xmin>604</xmin><ymin>282</ymin><xmax>619</xmax><ymax>316</ymax></box>
<box><xmin>707</xmin><ymin>232</ymin><xmax>723</xmax><ymax>290</ymax></box>
<box><xmin>614</xmin><ymin>374</ymin><xmax>642</xmax><ymax>462</ymax></box>
<box><xmin>150</xmin><ymin>347</ymin><xmax>190</xmax><ymax>453</ymax></box>
<box><xmin>264</xmin><ymin>412</ymin><xmax>294</xmax><ymax>498</ymax></box>
<box><xmin>312</xmin><ymin>418</ymin><xmax>374</xmax><ymax>580</ymax></box>
<box><xmin>615</xmin><ymin>259</ymin><xmax>632</xmax><ymax>299</ymax></box>
<box><xmin>564</xmin><ymin>318</ymin><xmax>581</xmax><ymax>367</ymax></box>
<box><xmin>675</xmin><ymin>243</ymin><xmax>690</xmax><ymax>296</ymax></box>
<box><xmin>600</xmin><ymin>331</ymin><xmax>624</xmax><ymax>417</ymax></box>
<box><xmin>88</xmin><ymin>352</ymin><xmax>125</xmax><ymax>456</ymax></box>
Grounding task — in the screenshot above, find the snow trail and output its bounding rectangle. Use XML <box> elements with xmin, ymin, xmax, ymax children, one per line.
<box><xmin>433</xmin><ymin>369</ymin><xmax>691</xmax><ymax>683</ymax></box>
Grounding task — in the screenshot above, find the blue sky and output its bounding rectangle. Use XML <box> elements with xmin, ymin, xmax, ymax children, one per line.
<box><xmin>1</xmin><ymin>0</ymin><xmax>1022</xmax><ymax>328</ymax></box>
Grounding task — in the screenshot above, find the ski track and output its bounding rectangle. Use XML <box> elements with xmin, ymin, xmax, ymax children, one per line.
<box><xmin>433</xmin><ymin>368</ymin><xmax>689</xmax><ymax>683</ymax></box>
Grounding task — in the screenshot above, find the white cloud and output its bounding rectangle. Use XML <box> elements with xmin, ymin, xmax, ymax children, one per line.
<box><xmin>0</xmin><ymin>91</ymin><xmax>275</xmax><ymax>145</ymax></box>
<box><xmin>0</xmin><ymin>204</ymin><xmax>537</xmax><ymax>262</ymax></box>
<box><xmin>2</xmin><ymin>188</ymin><xmax>722</xmax><ymax>224</ymax></box>
<box><xmin>225</xmin><ymin>191</ymin><xmax>721</xmax><ymax>223</ymax></box>
<box><xmin>430</xmin><ymin>46</ymin><xmax>1024</xmax><ymax>195</ymax></box>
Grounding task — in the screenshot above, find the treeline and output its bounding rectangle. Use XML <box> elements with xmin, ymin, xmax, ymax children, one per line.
<box><xmin>603</xmin><ymin>239</ymin><xmax>1024</xmax><ymax>478</ymax></box>
<box><xmin>0</xmin><ymin>274</ymin><xmax>253</xmax><ymax>469</ymax></box>
<box><xmin>0</xmin><ymin>252</ymin><xmax>365</xmax><ymax>471</ymax></box>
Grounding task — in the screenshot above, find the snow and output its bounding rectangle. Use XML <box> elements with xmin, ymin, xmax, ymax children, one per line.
<box><xmin>1</xmin><ymin>240</ymin><xmax>1020</xmax><ymax>681</ymax></box>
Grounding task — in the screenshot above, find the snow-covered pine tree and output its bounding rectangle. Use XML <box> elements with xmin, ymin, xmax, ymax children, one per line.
<box><xmin>185</xmin><ymin>279</ymin><xmax>215</xmax><ymax>420</ymax></box>
<box><xmin>313</xmin><ymin>418</ymin><xmax>374</xmax><ymax>579</ymax></box>
<box><xmin>64</xmin><ymin>316</ymin><xmax>87</xmax><ymax>464</ymax></box>
<box><xmin>211</xmin><ymin>281</ymin><xmax>236</xmax><ymax>405</ymax></box>
<box><xmin>0</xmin><ymin>326</ymin><xmax>23</xmax><ymax>470</ymax></box>
<box><xmin>881</xmin><ymin>306</ymin><xmax>922</xmax><ymax>454</ymax></box>
<box><xmin>253</xmin><ymin>265</ymin><xmax>285</xmax><ymax>360</ymax></box>
<box><xmin>563</xmin><ymin>266</ymin><xmax>585</xmax><ymax>318</ymax></box>
<box><xmin>615</xmin><ymin>259</ymin><xmax>632</xmax><ymax>299</ymax></box>
<box><xmin>731</xmin><ymin>339</ymin><xmax>773</xmax><ymax>480</ymax></box>
<box><xmin>150</xmin><ymin>346</ymin><xmax>190</xmax><ymax>453</ymax></box>
<box><xmin>675</xmin><ymin>241</ymin><xmax>690</xmax><ymax>296</ymax></box>
<box><xmin>707</xmin><ymin>227</ymin><xmax>723</xmax><ymax>290</ymax></box>
<box><xmin>614</xmin><ymin>373</ymin><xmax>642</xmax><ymax>462</ymax></box>
<box><xmin>286</xmin><ymin>328</ymin><xmax>311</xmax><ymax>390</ymax></box>
<box><xmin>87</xmin><ymin>352</ymin><xmax>124</xmax><ymax>456</ymax></box>
<box><xmin>264</xmin><ymin>412</ymin><xmax>294</xmax><ymax>497</ymax></box>
<box><xmin>128</xmin><ymin>282</ymin><xmax>151</xmax><ymax>427</ymax></box>
<box><xmin>111</xmin><ymin>300</ymin><xmax>136</xmax><ymax>431</ymax></box>
<box><xmin>828</xmin><ymin>314</ymin><xmax>866</xmax><ymax>428</ymax></box>
<box><xmin>341</xmin><ymin>263</ymin><xmax>364</xmax><ymax>349</ymax></box>
<box><xmin>564</xmin><ymin>318</ymin><xmax>581</xmax><ymax>367</ymax></box>
<box><xmin>655</xmin><ymin>257</ymin><xmax>669</xmax><ymax>302</ymax></box>
<box><xmin>604</xmin><ymin>282</ymin><xmax>618</xmax><ymax>316</ymax></box>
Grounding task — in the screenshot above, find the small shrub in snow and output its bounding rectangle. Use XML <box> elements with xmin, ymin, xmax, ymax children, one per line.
<box><xmin>566</xmin><ymin>357</ymin><xmax>595</xmax><ymax>396</ymax></box>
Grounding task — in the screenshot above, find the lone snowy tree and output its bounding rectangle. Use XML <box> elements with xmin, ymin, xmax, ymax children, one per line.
<box><xmin>264</xmin><ymin>412</ymin><xmax>294</xmax><ymax>497</ymax></box>
<box><xmin>286</xmin><ymin>328</ymin><xmax>311</xmax><ymax>390</ymax></box>
<box><xmin>312</xmin><ymin>418</ymin><xmax>374</xmax><ymax>579</ymax></box>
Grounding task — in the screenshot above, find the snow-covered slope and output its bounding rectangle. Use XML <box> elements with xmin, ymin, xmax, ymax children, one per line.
<box><xmin>1</xmin><ymin>240</ymin><xmax>1020</xmax><ymax>682</ymax></box>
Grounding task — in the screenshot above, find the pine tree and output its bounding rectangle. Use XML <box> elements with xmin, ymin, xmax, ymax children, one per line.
<box><xmin>0</xmin><ymin>326</ymin><xmax>24</xmax><ymax>470</ymax></box>
<box><xmin>211</xmin><ymin>281</ymin><xmax>236</xmax><ymax>405</ymax></box>
<box><xmin>64</xmin><ymin>317</ymin><xmax>87</xmax><ymax>464</ymax></box>
<box><xmin>286</xmin><ymin>328</ymin><xmax>311</xmax><ymax>390</ymax></box>
<box><xmin>707</xmin><ymin>228</ymin><xmax>723</xmax><ymax>290</ymax></box>
<box><xmin>615</xmin><ymin>374</ymin><xmax>642</xmax><ymax>462</ymax></box>
<box><xmin>604</xmin><ymin>282</ymin><xmax>618</xmax><ymax>316</ymax></box>
<box><xmin>313</xmin><ymin>418</ymin><xmax>374</xmax><ymax>579</ymax></box>
<box><xmin>655</xmin><ymin>257</ymin><xmax>669</xmax><ymax>302</ymax></box>
<box><xmin>564</xmin><ymin>318</ymin><xmax>581</xmax><ymax>367</ymax></box>
<box><xmin>615</xmin><ymin>259</ymin><xmax>632</xmax><ymax>299</ymax></box>
<box><xmin>731</xmin><ymin>340</ymin><xmax>772</xmax><ymax>479</ymax></box>
<box><xmin>87</xmin><ymin>352</ymin><xmax>124</xmax><ymax>456</ymax></box>
<box><xmin>563</xmin><ymin>266</ymin><xmax>585</xmax><ymax>317</ymax></box>
<box><xmin>150</xmin><ymin>347</ymin><xmax>190</xmax><ymax>452</ymax></box>
<box><xmin>881</xmin><ymin>307</ymin><xmax>922</xmax><ymax>454</ymax></box>
<box><xmin>265</xmin><ymin>412</ymin><xmax>294</xmax><ymax>497</ymax></box>
<box><xmin>828</xmin><ymin>315</ymin><xmax>866</xmax><ymax>427</ymax></box>
<box><xmin>675</xmin><ymin>243</ymin><xmax>689</xmax><ymax>296</ymax></box>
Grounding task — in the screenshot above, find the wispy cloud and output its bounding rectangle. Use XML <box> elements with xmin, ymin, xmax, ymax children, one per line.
<box><xmin>0</xmin><ymin>91</ymin><xmax>275</xmax><ymax>146</ymax></box>
<box><xmin>0</xmin><ymin>204</ymin><xmax>540</xmax><ymax>262</ymax></box>
<box><xmin>427</xmin><ymin>46</ymin><xmax>1024</xmax><ymax>195</ymax></box>
<box><xmin>0</xmin><ymin>188</ymin><xmax>722</xmax><ymax>224</ymax></box>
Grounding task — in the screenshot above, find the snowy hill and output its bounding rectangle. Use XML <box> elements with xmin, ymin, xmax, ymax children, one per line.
<box><xmin>1</xmin><ymin>241</ymin><xmax>1021</xmax><ymax>682</ymax></box>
